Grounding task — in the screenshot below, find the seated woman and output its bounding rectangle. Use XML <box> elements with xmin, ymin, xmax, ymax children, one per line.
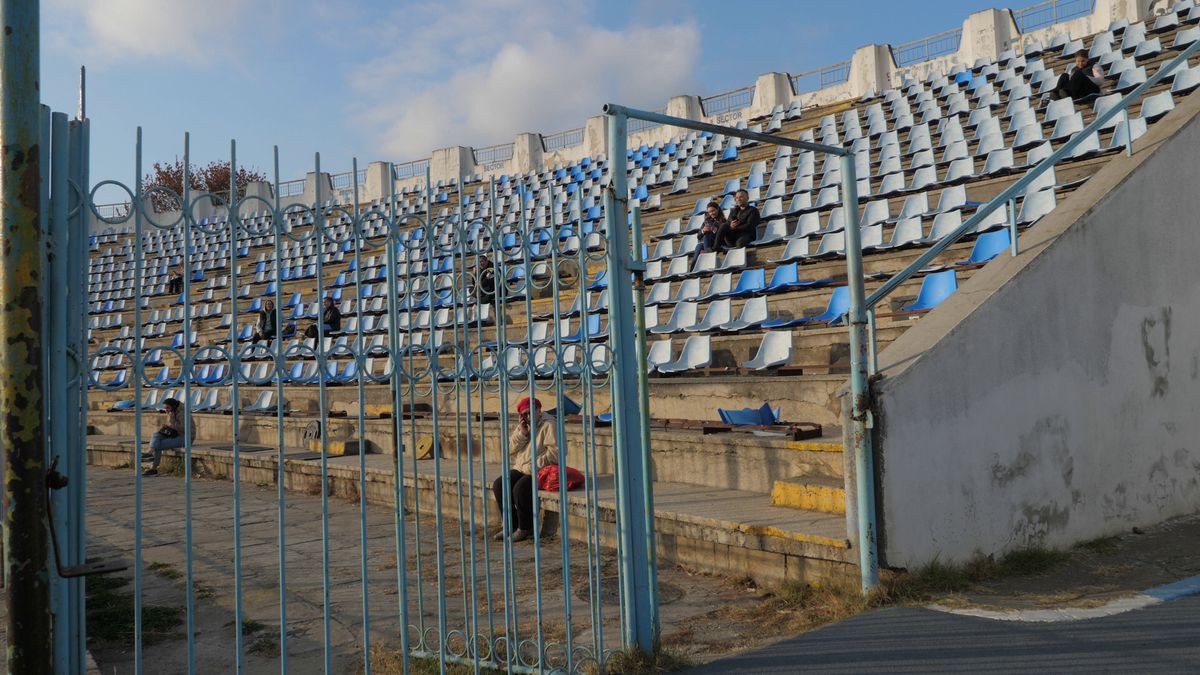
<box><xmin>694</xmin><ymin>201</ymin><xmax>726</xmax><ymax>262</ymax></box>
<box><xmin>141</xmin><ymin>397</ymin><xmax>194</xmax><ymax>476</ymax></box>
<box><xmin>492</xmin><ymin>397</ymin><xmax>562</xmax><ymax>543</ymax></box>
<box><xmin>1051</xmin><ymin>50</ymin><xmax>1105</xmax><ymax>102</ymax></box>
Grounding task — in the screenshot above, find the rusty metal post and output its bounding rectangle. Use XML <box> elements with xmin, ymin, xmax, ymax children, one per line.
<box><xmin>0</xmin><ymin>0</ymin><xmax>53</xmax><ymax>671</ymax></box>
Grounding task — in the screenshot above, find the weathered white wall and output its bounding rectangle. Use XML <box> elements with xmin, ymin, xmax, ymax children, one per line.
<box><xmin>871</xmin><ymin>94</ymin><xmax>1200</xmax><ymax>567</ymax></box>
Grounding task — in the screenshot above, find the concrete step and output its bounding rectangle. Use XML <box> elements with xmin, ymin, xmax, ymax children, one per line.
<box><xmin>86</xmin><ymin>411</ymin><xmax>845</xmax><ymax>495</ymax></box>
<box><xmin>770</xmin><ymin>474</ymin><xmax>846</xmax><ymax>515</ymax></box>
<box><xmin>85</xmin><ymin>435</ymin><xmax>855</xmax><ymax>585</ymax></box>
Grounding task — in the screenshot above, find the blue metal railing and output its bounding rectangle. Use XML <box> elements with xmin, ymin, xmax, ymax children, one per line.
<box><xmin>393</xmin><ymin>157</ymin><xmax>430</xmax><ymax>180</ymax></box>
<box><xmin>473</xmin><ymin>142</ymin><xmax>514</xmax><ymax>165</ymax></box>
<box><xmin>700</xmin><ymin>85</ymin><xmax>755</xmax><ymax>116</ymax></box>
<box><xmin>277</xmin><ymin>179</ymin><xmax>304</xmax><ymax>197</ymax></box>
<box><xmin>790</xmin><ymin>61</ymin><xmax>852</xmax><ymax>95</ymax></box>
<box><xmin>891</xmin><ymin>28</ymin><xmax>963</xmax><ymax>67</ymax></box>
<box><xmin>542</xmin><ymin>127</ymin><xmax>585</xmax><ymax>152</ymax></box>
<box><xmin>1014</xmin><ymin>0</ymin><xmax>1096</xmax><ymax>33</ymax></box>
<box><xmin>857</xmin><ymin>34</ymin><xmax>1200</xmax><ymax>370</ymax></box>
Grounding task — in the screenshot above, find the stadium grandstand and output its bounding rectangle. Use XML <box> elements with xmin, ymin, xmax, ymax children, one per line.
<box><xmin>87</xmin><ymin>0</ymin><xmax>1200</xmax><ymax>578</ymax></box>
<box><xmin>51</xmin><ymin>0</ymin><xmax>1200</xmax><ymax>670</ymax></box>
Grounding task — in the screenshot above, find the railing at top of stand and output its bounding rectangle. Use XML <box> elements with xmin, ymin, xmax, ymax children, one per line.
<box><xmin>542</xmin><ymin>127</ymin><xmax>585</xmax><ymax>152</ymax></box>
<box><xmin>629</xmin><ymin>109</ymin><xmax>667</xmax><ymax>134</ymax></box>
<box><xmin>95</xmin><ymin>202</ymin><xmax>130</xmax><ymax>219</ymax></box>
<box><xmin>277</xmin><ymin>179</ymin><xmax>304</xmax><ymax>197</ymax></box>
<box><xmin>393</xmin><ymin>158</ymin><xmax>430</xmax><ymax>180</ymax></box>
<box><xmin>473</xmin><ymin>143</ymin><xmax>514</xmax><ymax>165</ymax></box>
<box><xmin>891</xmin><ymin>28</ymin><xmax>963</xmax><ymax>67</ymax></box>
<box><xmin>700</xmin><ymin>85</ymin><xmax>755</xmax><ymax>116</ymax></box>
<box><xmin>859</xmin><ymin>35</ymin><xmax>1200</xmax><ymax>369</ymax></box>
<box><xmin>1014</xmin><ymin>0</ymin><xmax>1096</xmax><ymax>33</ymax></box>
<box><xmin>790</xmin><ymin>61</ymin><xmax>852</xmax><ymax>95</ymax></box>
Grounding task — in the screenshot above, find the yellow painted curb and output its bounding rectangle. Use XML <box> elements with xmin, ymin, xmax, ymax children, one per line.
<box><xmin>786</xmin><ymin>441</ymin><xmax>844</xmax><ymax>453</ymax></box>
<box><xmin>771</xmin><ymin>480</ymin><xmax>846</xmax><ymax>514</ymax></box>
<box><xmin>308</xmin><ymin>439</ymin><xmax>358</xmax><ymax>456</ymax></box>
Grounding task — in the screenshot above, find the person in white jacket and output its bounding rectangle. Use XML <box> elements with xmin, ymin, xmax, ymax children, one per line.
<box><xmin>1051</xmin><ymin>50</ymin><xmax>1106</xmax><ymax>101</ymax></box>
<box><xmin>492</xmin><ymin>397</ymin><xmax>560</xmax><ymax>542</ymax></box>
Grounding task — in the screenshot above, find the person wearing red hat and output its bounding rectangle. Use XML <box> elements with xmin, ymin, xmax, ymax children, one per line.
<box><xmin>492</xmin><ymin>396</ymin><xmax>561</xmax><ymax>542</ymax></box>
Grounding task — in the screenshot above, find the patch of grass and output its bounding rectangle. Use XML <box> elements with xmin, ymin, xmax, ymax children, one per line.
<box><xmin>891</xmin><ymin>547</ymin><xmax>1071</xmax><ymax>601</ymax></box>
<box><xmin>247</xmin><ymin>634</ymin><xmax>280</xmax><ymax>658</ymax></box>
<box><xmin>192</xmin><ymin>580</ymin><xmax>216</xmax><ymax>600</ymax></box>
<box><xmin>242</xmin><ymin>618</ymin><xmax>266</xmax><ymax>635</ymax></box>
<box><xmin>357</xmin><ymin>643</ymin><xmax>503</xmax><ymax>674</ymax></box>
<box><xmin>606</xmin><ymin>646</ymin><xmax>695</xmax><ymax>674</ymax></box>
<box><xmin>1076</xmin><ymin>535</ymin><xmax>1121</xmax><ymax>555</ymax></box>
<box><xmin>160</xmin><ymin>457</ymin><xmax>188</xmax><ymax>478</ymax></box>
<box><xmin>86</xmin><ymin>574</ymin><xmax>184</xmax><ymax>648</ymax></box>
<box><xmin>147</xmin><ymin>561</ymin><xmax>182</xmax><ymax>581</ymax></box>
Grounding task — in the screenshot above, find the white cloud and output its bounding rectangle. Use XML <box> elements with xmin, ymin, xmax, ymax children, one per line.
<box><xmin>350</xmin><ymin>0</ymin><xmax>700</xmax><ymax>160</ymax></box>
<box><xmin>47</xmin><ymin>0</ymin><xmax>276</xmax><ymax>66</ymax></box>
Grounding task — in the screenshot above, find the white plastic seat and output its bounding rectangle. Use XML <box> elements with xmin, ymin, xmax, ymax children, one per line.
<box><xmin>646</xmin><ymin>339</ymin><xmax>673</xmax><ymax>373</ymax></box>
<box><xmin>686</xmin><ymin>299</ymin><xmax>730</xmax><ymax>332</ymax></box>
<box><xmin>651</xmin><ymin>302</ymin><xmax>697</xmax><ymax>335</ymax></box>
<box><xmin>1018</xmin><ymin>189</ymin><xmax>1057</xmax><ymax>225</ymax></box>
<box><xmin>740</xmin><ymin>331</ymin><xmax>793</xmax><ymax>370</ymax></box>
<box><xmin>723</xmin><ymin>296</ymin><xmax>769</xmax><ymax>331</ymax></box>
<box><xmin>770</xmin><ymin>237</ymin><xmax>810</xmax><ymax>263</ymax></box>
<box><xmin>657</xmin><ymin>335</ymin><xmax>711</xmax><ymax>373</ymax></box>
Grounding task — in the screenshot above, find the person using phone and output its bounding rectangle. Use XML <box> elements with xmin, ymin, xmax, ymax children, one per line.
<box><xmin>141</xmin><ymin>397</ymin><xmax>194</xmax><ymax>476</ymax></box>
<box><xmin>1051</xmin><ymin>49</ymin><xmax>1105</xmax><ymax>102</ymax></box>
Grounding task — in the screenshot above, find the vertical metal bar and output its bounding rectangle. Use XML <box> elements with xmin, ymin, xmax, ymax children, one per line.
<box><xmin>350</xmin><ymin>158</ymin><xmax>373</xmax><ymax>674</ymax></box>
<box><xmin>270</xmin><ymin>145</ymin><xmax>289</xmax><ymax>674</ymax></box>
<box><xmin>227</xmin><ymin>140</ymin><xmax>246</xmax><ymax>672</ymax></box>
<box><xmin>603</xmin><ymin>111</ymin><xmax>659</xmax><ymax>652</ymax></box>
<box><xmin>0</xmin><ymin>1</ymin><xmax>51</xmax><ymax>669</ymax></box>
<box><xmin>628</xmin><ymin>205</ymin><xmax>658</xmax><ymax>639</ymax></box>
<box><xmin>47</xmin><ymin>106</ymin><xmax>75</xmax><ymax>673</ymax></box>
<box><xmin>180</xmin><ymin>134</ymin><xmax>198</xmax><ymax>674</ymax></box>
<box><xmin>132</xmin><ymin>127</ymin><xmax>146</xmax><ymax>675</ymax></box>
<box><xmin>313</xmin><ymin>153</ymin><xmax>334</xmax><ymax>675</ymax></box>
<box><xmin>1007</xmin><ymin>197</ymin><xmax>1019</xmax><ymax>257</ymax></box>
<box><xmin>1123</xmin><ymin>112</ymin><xmax>1133</xmax><ymax>157</ymax></box>
<box><xmin>866</xmin><ymin>309</ymin><xmax>878</xmax><ymax>377</ymax></box>
<box><xmin>839</xmin><ymin>154</ymin><xmax>880</xmax><ymax>594</ymax></box>
<box><xmin>67</xmin><ymin>117</ymin><xmax>89</xmax><ymax>674</ymax></box>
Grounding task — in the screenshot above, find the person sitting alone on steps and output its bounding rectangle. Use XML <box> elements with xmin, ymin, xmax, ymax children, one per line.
<box><xmin>141</xmin><ymin>397</ymin><xmax>194</xmax><ymax>476</ymax></box>
<box><xmin>716</xmin><ymin>189</ymin><xmax>760</xmax><ymax>253</ymax></box>
<box><xmin>492</xmin><ymin>397</ymin><xmax>561</xmax><ymax>543</ymax></box>
<box><xmin>251</xmin><ymin>298</ymin><xmax>278</xmax><ymax>345</ymax></box>
<box><xmin>1050</xmin><ymin>50</ymin><xmax>1105</xmax><ymax>102</ymax></box>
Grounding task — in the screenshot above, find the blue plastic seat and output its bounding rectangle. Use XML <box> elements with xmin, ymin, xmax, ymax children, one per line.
<box><xmin>762</xmin><ymin>286</ymin><xmax>850</xmax><ymax>328</ymax></box>
<box><xmin>901</xmin><ymin>270</ymin><xmax>958</xmax><ymax>312</ymax></box>
<box><xmin>717</xmin><ymin>402</ymin><xmax>781</xmax><ymax>426</ymax></box>
<box><xmin>720</xmin><ymin>145</ymin><xmax>738</xmax><ymax>161</ymax></box>
<box><xmin>958</xmin><ymin>230</ymin><xmax>1010</xmax><ymax>266</ymax></box>
<box><xmin>562</xmin><ymin>314</ymin><xmax>605</xmax><ymax>343</ymax></box>
<box><xmin>766</xmin><ymin>263</ymin><xmax>809</xmax><ymax>293</ymax></box>
<box><xmin>721</xmin><ymin>268</ymin><xmax>767</xmax><ymax>297</ymax></box>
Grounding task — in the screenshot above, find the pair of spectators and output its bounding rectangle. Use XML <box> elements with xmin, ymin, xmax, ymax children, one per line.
<box><xmin>695</xmin><ymin>189</ymin><xmax>761</xmax><ymax>260</ymax></box>
<box><xmin>250</xmin><ymin>296</ymin><xmax>341</xmax><ymax>344</ymax></box>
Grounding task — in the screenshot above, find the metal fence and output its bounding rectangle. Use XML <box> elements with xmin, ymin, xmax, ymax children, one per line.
<box><xmin>96</xmin><ymin>202</ymin><xmax>131</xmax><ymax>220</ymax></box>
<box><xmin>891</xmin><ymin>28</ymin><xmax>963</xmax><ymax>67</ymax></box>
<box><xmin>1014</xmin><ymin>0</ymin><xmax>1095</xmax><ymax>33</ymax></box>
<box><xmin>789</xmin><ymin>61</ymin><xmax>852</xmax><ymax>95</ymax></box>
<box><xmin>541</xmin><ymin>127</ymin><xmax>585</xmax><ymax>152</ymax></box>
<box><xmin>72</xmin><ymin>126</ymin><xmax>659</xmax><ymax>672</ymax></box>
<box><xmin>473</xmin><ymin>143</ymin><xmax>515</xmax><ymax>165</ymax></box>
<box><xmin>394</xmin><ymin>158</ymin><xmax>431</xmax><ymax>181</ymax></box>
<box><xmin>699</xmin><ymin>85</ymin><xmax>755</xmax><ymax>117</ymax></box>
<box><xmin>277</xmin><ymin>179</ymin><xmax>305</xmax><ymax>198</ymax></box>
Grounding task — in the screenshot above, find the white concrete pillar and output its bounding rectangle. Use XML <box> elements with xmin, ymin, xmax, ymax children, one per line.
<box><xmin>240</xmin><ymin>180</ymin><xmax>272</xmax><ymax>206</ymax></box>
<box><xmin>430</xmin><ymin>146</ymin><xmax>475</xmax><ymax>186</ymax></box>
<box><xmin>749</xmin><ymin>72</ymin><xmax>793</xmax><ymax>118</ymax></box>
<box><xmin>961</xmin><ymin>9</ymin><xmax>1020</xmax><ymax>65</ymax></box>
<box><xmin>361</xmin><ymin>161</ymin><xmax>391</xmax><ymax>202</ymax></box>
<box><xmin>303</xmin><ymin>171</ymin><xmax>334</xmax><ymax>205</ymax></box>
<box><xmin>584</xmin><ymin>115</ymin><xmax>608</xmax><ymax>161</ymax></box>
<box><xmin>664</xmin><ymin>95</ymin><xmax>703</xmax><ymax>138</ymax></box>
<box><xmin>849</xmin><ymin>44</ymin><xmax>896</xmax><ymax>98</ymax></box>
<box><xmin>511</xmin><ymin>133</ymin><xmax>544</xmax><ymax>175</ymax></box>
<box><xmin>1095</xmin><ymin>0</ymin><xmax>1155</xmax><ymax>26</ymax></box>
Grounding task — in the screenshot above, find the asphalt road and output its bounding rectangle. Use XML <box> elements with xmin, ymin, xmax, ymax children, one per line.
<box><xmin>686</xmin><ymin>595</ymin><xmax>1200</xmax><ymax>674</ymax></box>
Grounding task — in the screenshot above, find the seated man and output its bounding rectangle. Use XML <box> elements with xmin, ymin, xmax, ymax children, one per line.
<box><xmin>715</xmin><ymin>189</ymin><xmax>760</xmax><ymax>252</ymax></box>
<box><xmin>305</xmin><ymin>296</ymin><xmax>342</xmax><ymax>338</ymax></box>
<box><xmin>1051</xmin><ymin>50</ymin><xmax>1105</xmax><ymax>102</ymax></box>
<box><xmin>492</xmin><ymin>397</ymin><xmax>561</xmax><ymax>543</ymax></box>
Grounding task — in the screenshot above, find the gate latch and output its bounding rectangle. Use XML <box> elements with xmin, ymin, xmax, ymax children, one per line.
<box><xmin>45</xmin><ymin>456</ymin><xmax>127</xmax><ymax>578</ymax></box>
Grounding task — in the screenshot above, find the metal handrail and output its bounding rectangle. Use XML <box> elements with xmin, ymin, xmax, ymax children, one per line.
<box><xmin>542</xmin><ymin>127</ymin><xmax>585</xmax><ymax>152</ymax></box>
<box><xmin>891</xmin><ymin>28</ymin><xmax>963</xmax><ymax>67</ymax></box>
<box><xmin>859</xmin><ymin>37</ymin><xmax>1200</xmax><ymax>334</ymax></box>
<box><xmin>700</xmin><ymin>85</ymin><xmax>755</xmax><ymax>116</ymax></box>
<box><xmin>790</xmin><ymin>60</ymin><xmax>852</xmax><ymax>94</ymax></box>
<box><xmin>1014</xmin><ymin>0</ymin><xmax>1095</xmax><ymax>33</ymax></box>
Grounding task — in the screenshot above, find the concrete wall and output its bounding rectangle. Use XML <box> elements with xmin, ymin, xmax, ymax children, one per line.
<box><xmin>870</xmin><ymin>92</ymin><xmax>1200</xmax><ymax>567</ymax></box>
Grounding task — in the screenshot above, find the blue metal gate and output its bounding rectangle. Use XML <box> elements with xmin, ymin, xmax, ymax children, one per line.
<box><xmin>70</xmin><ymin>125</ymin><xmax>659</xmax><ymax>673</ymax></box>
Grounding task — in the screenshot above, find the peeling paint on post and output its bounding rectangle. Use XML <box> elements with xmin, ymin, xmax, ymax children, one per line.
<box><xmin>0</xmin><ymin>0</ymin><xmax>52</xmax><ymax>672</ymax></box>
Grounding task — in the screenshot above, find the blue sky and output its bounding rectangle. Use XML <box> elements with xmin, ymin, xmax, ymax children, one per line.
<box><xmin>42</xmin><ymin>0</ymin><xmax>1003</xmax><ymax>192</ymax></box>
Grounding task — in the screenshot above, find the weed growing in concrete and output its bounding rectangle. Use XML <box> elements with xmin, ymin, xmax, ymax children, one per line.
<box><xmin>891</xmin><ymin>546</ymin><xmax>1071</xmax><ymax>599</ymax></box>
<box><xmin>606</xmin><ymin>646</ymin><xmax>695</xmax><ymax>673</ymax></box>
<box><xmin>147</xmin><ymin>560</ymin><xmax>182</xmax><ymax>581</ymax></box>
<box><xmin>357</xmin><ymin>643</ymin><xmax>503</xmax><ymax>674</ymax></box>
<box><xmin>1076</xmin><ymin>535</ymin><xmax>1121</xmax><ymax>555</ymax></box>
<box><xmin>86</xmin><ymin>574</ymin><xmax>184</xmax><ymax>647</ymax></box>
